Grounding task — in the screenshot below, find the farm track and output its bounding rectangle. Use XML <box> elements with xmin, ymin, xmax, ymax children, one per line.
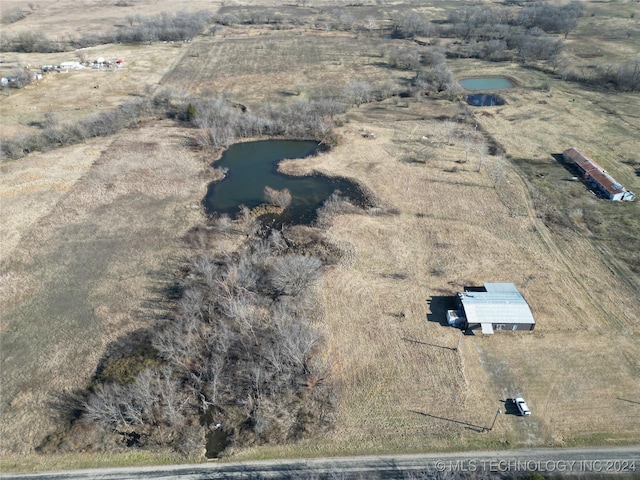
<box><xmin>518</xmin><ymin>171</ymin><xmax>625</xmax><ymax>329</ymax></box>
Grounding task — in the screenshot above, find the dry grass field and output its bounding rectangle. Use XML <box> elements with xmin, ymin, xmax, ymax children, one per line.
<box><xmin>160</xmin><ymin>28</ymin><xmax>411</xmax><ymax>103</ymax></box>
<box><xmin>0</xmin><ymin>122</ymin><xmax>210</xmax><ymax>455</ymax></box>
<box><xmin>0</xmin><ymin>0</ymin><xmax>220</xmax><ymax>38</ymax></box>
<box><xmin>1</xmin><ymin>0</ymin><xmax>639</xmax><ymax>472</ymax></box>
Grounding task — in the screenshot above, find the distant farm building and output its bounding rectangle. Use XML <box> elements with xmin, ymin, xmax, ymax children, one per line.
<box><xmin>564</xmin><ymin>147</ymin><xmax>635</xmax><ymax>201</ymax></box>
<box><xmin>59</xmin><ymin>61</ymin><xmax>84</xmax><ymax>71</ymax></box>
<box><xmin>447</xmin><ymin>283</ymin><xmax>536</xmax><ymax>335</ymax></box>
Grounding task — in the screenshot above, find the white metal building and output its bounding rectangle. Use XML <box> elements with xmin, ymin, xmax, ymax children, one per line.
<box><xmin>447</xmin><ymin>283</ymin><xmax>535</xmax><ymax>334</ymax></box>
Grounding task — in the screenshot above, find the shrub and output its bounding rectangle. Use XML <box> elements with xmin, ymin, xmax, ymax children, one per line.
<box><xmin>269</xmin><ymin>254</ymin><xmax>322</xmax><ymax>296</ymax></box>
<box><xmin>264</xmin><ymin>186</ymin><xmax>292</xmax><ymax>209</ymax></box>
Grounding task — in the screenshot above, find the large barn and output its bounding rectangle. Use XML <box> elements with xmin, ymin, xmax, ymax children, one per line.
<box><xmin>563</xmin><ymin>147</ymin><xmax>635</xmax><ymax>201</ymax></box>
<box><xmin>447</xmin><ymin>283</ymin><xmax>535</xmax><ymax>334</ymax></box>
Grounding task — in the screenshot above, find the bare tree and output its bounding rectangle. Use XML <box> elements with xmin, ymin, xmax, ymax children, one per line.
<box><xmin>363</xmin><ymin>17</ymin><xmax>377</xmax><ymax>36</ymax></box>
<box><xmin>270</xmin><ymin>254</ymin><xmax>322</xmax><ymax>296</ymax></box>
<box><xmin>343</xmin><ymin>79</ymin><xmax>373</xmax><ymax>107</ymax></box>
<box><xmin>264</xmin><ymin>186</ymin><xmax>293</xmax><ymax>209</ymax></box>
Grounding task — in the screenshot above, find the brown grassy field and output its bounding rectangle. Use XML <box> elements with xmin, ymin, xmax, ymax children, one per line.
<box><xmin>0</xmin><ymin>0</ymin><xmax>220</xmax><ymax>38</ymax></box>
<box><xmin>0</xmin><ymin>122</ymin><xmax>210</xmax><ymax>454</ymax></box>
<box><xmin>159</xmin><ymin>28</ymin><xmax>412</xmax><ymax>103</ymax></box>
<box><xmin>1</xmin><ymin>0</ymin><xmax>639</xmax><ymax>471</ymax></box>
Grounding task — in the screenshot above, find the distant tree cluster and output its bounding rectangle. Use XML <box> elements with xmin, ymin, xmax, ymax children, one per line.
<box><xmin>442</xmin><ymin>1</ymin><xmax>583</xmax><ymax>64</ymax></box>
<box><xmin>80</xmin><ymin>230</ymin><xmax>333</xmax><ymax>453</ymax></box>
<box><xmin>0</xmin><ymin>99</ymin><xmax>152</xmax><ymax>160</ymax></box>
<box><xmin>390</xmin><ymin>12</ymin><xmax>434</xmax><ymax>39</ymax></box>
<box><xmin>0</xmin><ymin>31</ymin><xmax>64</xmax><ymax>53</ymax></box>
<box><xmin>191</xmin><ymin>97</ymin><xmax>344</xmax><ymax>149</ymax></box>
<box><xmin>213</xmin><ymin>5</ymin><xmax>382</xmax><ymax>35</ymax></box>
<box><xmin>0</xmin><ymin>11</ymin><xmax>211</xmax><ymax>53</ymax></box>
<box><xmin>1</xmin><ymin>7</ymin><xmax>28</xmax><ymax>24</ymax></box>
<box><xmin>115</xmin><ymin>11</ymin><xmax>211</xmax><ymax>43</ymax></box>
<box><xmin>591</xmin><ymin>58</ymin><xmax>640</xmax><ymax>92</ymax></box>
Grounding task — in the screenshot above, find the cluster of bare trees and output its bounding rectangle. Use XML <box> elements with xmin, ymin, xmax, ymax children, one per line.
<box><xmin>213</xmin><ymin>6</ymin><xmax>380</xmax><ymax>35</ymax></box>
<box><xmin>1</xmin><ymin>98</ymin><xmax>152</xmax><ymax>160</ymax></box>
<box><xmin>191</xmin><ymin>97</ymin><xmax>344</xmax><ymax>149</ymax></box>
<box><xmin>442</xmin><ymin>1</ymin><xmax>582</xmax><ymax>64</ymax></box>
<box><xmin>390</xmin><ymin>12</ymin><xmax>434</xmax><ymax>39</ymax></box>
<box><xmin>2</xmin><ymin>90</ymin><xmax>345</xmax><ymax>161</ymax></box>
<box><xmin>116</xmin><ymin>11</ymin><xmax>211</xmax><ymax>43</ymax></box>
<box><xmin>1</xmin><ymin>7</ymin><xmax>28</xmax><ymax>24</ymax></box>
<box><xmin>385</xmin><ymin>43</ymin><xmax>461</xmax><ymax>97</ymax></box>
<box><xmin>445</xmin><ymin>1</ymin><xmax>583</xmax><ymax>39</ymax></box>
<box><xmin>1</xmin><ymin>11</ymin><xmax>211</xmax><ymax>53</ymax></box>
<box><xmin>591</xmin><ymin>58</ymin><xmax>640</xmax><ymax>92</ymax></box>
<box><xmin>81</xmin><ymin>230</ymin><xmax>334</xmax><ymax>452</ymax></box>
<box><xmin>411</xmin><ymin>48</ymin><xmax>460</xmax><ymax>98</ymax></box>
<box><xmin>0</xmin><ymin>31</ymin><xmax>63</xmax><ymax>53</ymax></box>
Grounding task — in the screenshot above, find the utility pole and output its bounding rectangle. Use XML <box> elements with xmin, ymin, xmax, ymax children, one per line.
<box><xmin>488</xmin><ymin>408</ymin><xmax>502</xmax><ymax>432</ymax></box>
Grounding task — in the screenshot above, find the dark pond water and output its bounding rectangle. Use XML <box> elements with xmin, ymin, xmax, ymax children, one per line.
<box><xmin>466</xmin><ymin>94</ymin><xmax>505</xmax><ymax>107</ymax></box>
<box><xmin>459</xmin><ymin>77</ymin><xmax>513</xmax><ymax>91</ymax></box>
<box><xmin>204</xmin><ymin>140</ymin><xmax>367</xmax><ymax>225</ymax></box>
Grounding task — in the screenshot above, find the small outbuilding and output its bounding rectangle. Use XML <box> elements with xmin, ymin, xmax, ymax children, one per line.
<box><xmin>447</xmin><ymin>283</ymin><xmax>535</xmax><ymax>334</ymax></box>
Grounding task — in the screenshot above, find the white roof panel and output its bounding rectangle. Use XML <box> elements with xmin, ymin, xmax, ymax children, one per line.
<box><xmin>460</xmin><ymin>287</ymin><xmax>535</xmax><ymax>325</ymax></box>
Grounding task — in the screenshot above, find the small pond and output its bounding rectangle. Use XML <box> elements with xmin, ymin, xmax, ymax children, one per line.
<box><xmin>204</xmin><ymin>140</ymin><xmax>367</xmax><ymax>225</ymax></box>
<box><xmin>459</xmin><ymin>77</ymin><xmax>514</xmax><ymax>91</ymax></box>
<box><xmin>466</xmin><ymin>94</ymin><xmax>505</xmax><ymax>107</ymax></box>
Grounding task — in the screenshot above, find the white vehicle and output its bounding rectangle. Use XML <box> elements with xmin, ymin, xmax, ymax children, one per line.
<box><xmin>515</xmin><ymin>397</ymin><xmax>531</xmax><ymax>416</ymax></box>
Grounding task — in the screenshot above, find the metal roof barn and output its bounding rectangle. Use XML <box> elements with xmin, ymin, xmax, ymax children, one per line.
<box><xmin>563</xmin><ymin>147</ymin><xmax>635</xmax><ymax>201</ymax></box>
<box><xmin>453</xmin><ymin>283</ymin><xmax>536</xmax><ymax>334</ymax></box>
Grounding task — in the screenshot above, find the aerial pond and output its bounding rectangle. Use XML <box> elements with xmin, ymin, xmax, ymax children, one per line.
<box><xmin>466</xmin><ymin>94</ymin><xmax>505</xmax><ymax>107</ymax></box>
<box><xmin>459</xmin><ymin>77</ymin><xmax>514</xmax><ymax>91</ymax></box>
<box><xmin>204</xmin><ymin>140</ymin><xmax>367</xmax><ymax>225</ymax></box>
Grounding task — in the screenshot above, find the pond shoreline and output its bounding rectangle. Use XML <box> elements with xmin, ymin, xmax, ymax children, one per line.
<box><xmin>202</xmin><ymin>139</ymin><xmax>372</xmax><ymax>226</ymax></box>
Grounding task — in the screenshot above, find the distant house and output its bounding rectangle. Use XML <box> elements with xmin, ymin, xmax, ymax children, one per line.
<box><xmin>563</xmin><ymin>147</ymin><xmax>635</xmax><ymax>201</ymax></box>
<box><xmin>447</xmin><ymin>283</ymin><xmax>536</xmax><ymax>335</ymax></box>
<box><xmin>58</xmin><ymin>61</ymin><xmax>84</xmax><ymax>70</ymax></box>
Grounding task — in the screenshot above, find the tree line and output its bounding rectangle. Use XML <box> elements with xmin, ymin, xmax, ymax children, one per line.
<box><xmin>0</xmin><ymin>98</ymin><xmax>153</xmax><ymax>160</ymax></box>
<box><xmin>189</xmin><ymin>97</ymin><xmax>343</xmax><ymax>149</ymax></box>
<box><xmin>2</xmin><ymin>91</ymin><xmax>342</xmax><ymax>161</ymax></box>
<box><xmin>0</xmin><ymin>11</ymin><xmax>211</xmax><ymax>53</ymax></box>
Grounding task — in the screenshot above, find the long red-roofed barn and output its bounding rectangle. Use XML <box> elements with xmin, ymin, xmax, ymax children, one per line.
<box><xmin>563</xmin><ymin>147</ymin><xmax>635</xmax><ymax>201</ymax></box>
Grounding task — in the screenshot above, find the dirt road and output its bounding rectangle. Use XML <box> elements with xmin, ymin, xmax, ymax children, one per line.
<box><xmin>4</xmin><ymin>446</ymin><xmax>639</xmax><ymax>479</ymax></box>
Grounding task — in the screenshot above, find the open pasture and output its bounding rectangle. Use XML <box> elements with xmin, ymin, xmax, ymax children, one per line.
<box><xmin>160</xmin><ymin>29</ymin><xmax>412</xmax><ymax>104</ymax></box>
